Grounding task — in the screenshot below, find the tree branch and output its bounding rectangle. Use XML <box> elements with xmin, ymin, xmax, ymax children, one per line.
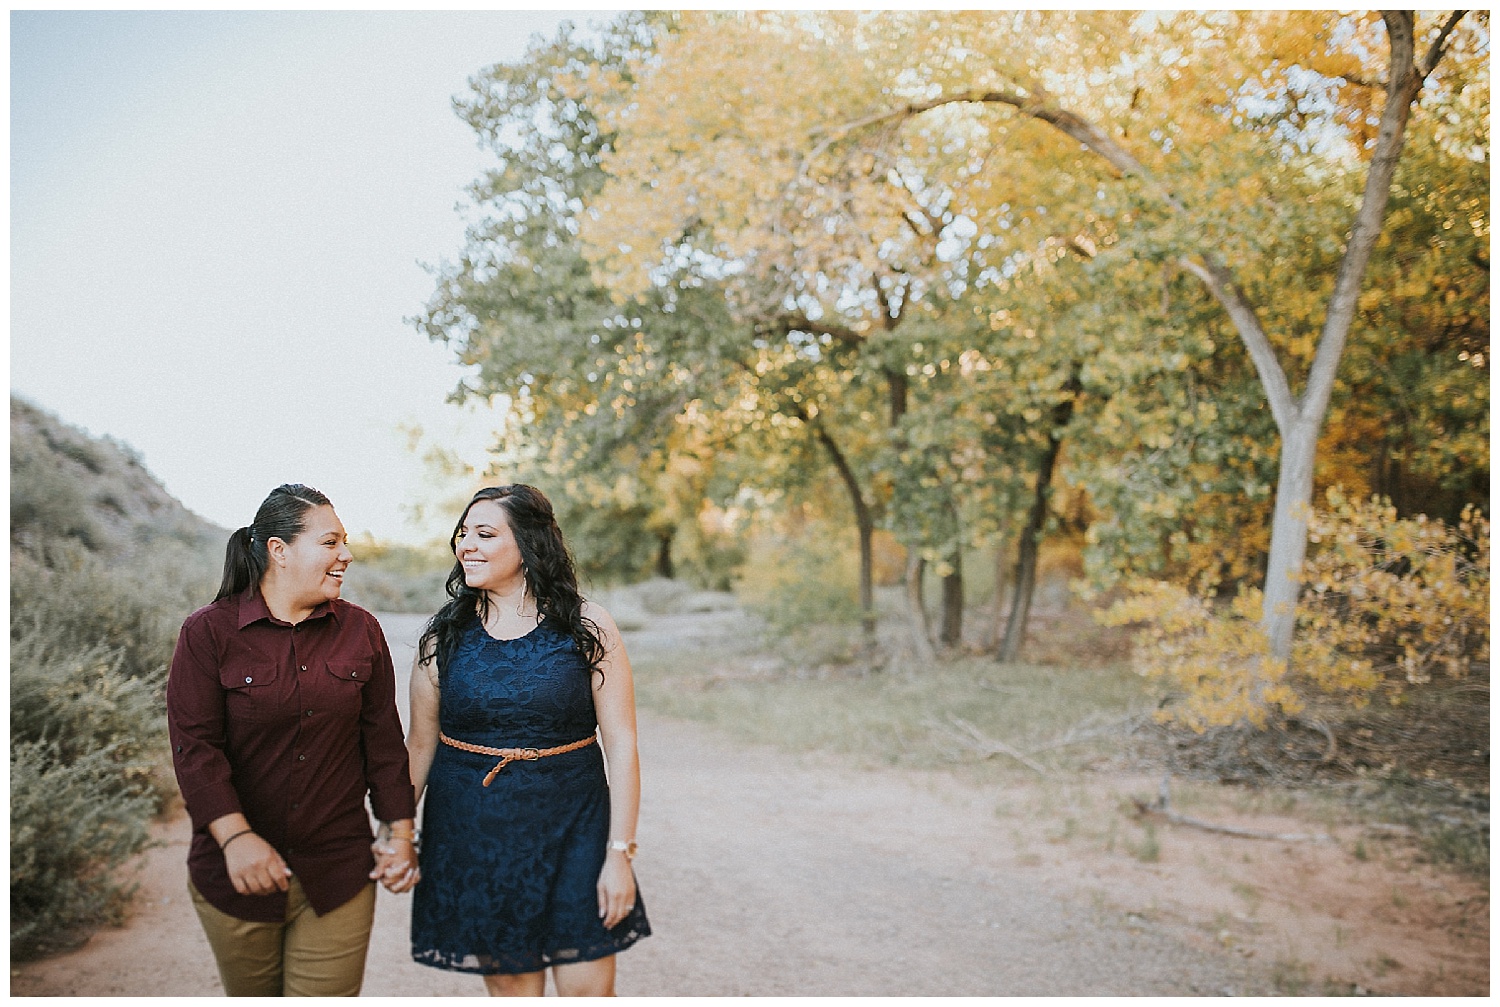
<box><xmin>763</xmin><ymin>312</ymin><xmax>868</xmax><ymax>348</ymax></box>
<box><xmin>1419</xmin><ymin>10</ymin><xmax>1468</xmax><ymax>78</ymax></box>
<box><xmin>1301</xmin><ymin>11</ymin><xmax>1425</xmax><ymax>427</ymax></box>
<box><xmin>1177</xmin><ymin>256</ymin><xmax>1297</xmax><ymax>432</ymax></box>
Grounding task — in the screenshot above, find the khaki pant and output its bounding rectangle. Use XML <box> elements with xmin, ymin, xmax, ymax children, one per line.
<box><xmin>189</xmin><ymin>878</ymin><xmax>376</xmax><ymax>997</ymax></box>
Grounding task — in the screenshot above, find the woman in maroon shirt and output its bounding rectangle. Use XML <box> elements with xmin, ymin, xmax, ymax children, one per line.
<box><xmin>166</xmin><ymin>484</ymin><xmax>418</xmax><ymax>996</ymax></box>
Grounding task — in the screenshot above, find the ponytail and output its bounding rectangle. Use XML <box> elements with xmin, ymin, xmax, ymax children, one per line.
<box><xmin>215</xmin><ymin>525</ymin><xmax>265</xmax><ymax>601</ymax></box>
<box><xmin>212</xmin><ymin>483</ymin><xmax>333</xmax><ymax>602</ymax></box>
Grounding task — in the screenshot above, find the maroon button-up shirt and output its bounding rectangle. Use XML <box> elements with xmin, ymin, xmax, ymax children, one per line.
<box><xmin>166</xmin><ymin>588</ymin><xmax>415</xmax><ymax>922</ymax></box>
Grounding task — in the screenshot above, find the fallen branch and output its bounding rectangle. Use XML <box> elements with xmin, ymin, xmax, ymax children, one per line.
<box><xmin>1025</xmin><ymin>713</ymin><xmax>1149</xmax><ymax>754</ymax></box>
<box><xmin>943</xmin><ymin>716</ymin><xmax>1051</xmax><ymax>776</ymax></box>
<box><xmin>1131</xmin><ymin>775</ymin><xmax>1333</xmax><ymax>843</ymax></box>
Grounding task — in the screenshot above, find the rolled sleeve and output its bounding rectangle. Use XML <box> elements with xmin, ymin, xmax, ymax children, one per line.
<box><xmin>165</xmin><ymin>613</ymin><xmax>243</xmax><ymax>831</ymax></box>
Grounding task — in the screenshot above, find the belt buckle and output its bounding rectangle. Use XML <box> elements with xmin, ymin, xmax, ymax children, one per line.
<box><xmin>519</xmin><ymin>747</ymin><xmax>541</xmax><ymax>761</ymax></box>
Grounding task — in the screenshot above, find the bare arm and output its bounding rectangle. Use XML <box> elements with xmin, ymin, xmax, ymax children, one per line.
<box><xmin>407</xmin><ymin>650</ymin><xmax>441</xmax><ymax>806</ymax></box>
<box><xmin>587</xmin><ymin>601</ymin><xmax>642</xmax><ymax>928</ymax></box>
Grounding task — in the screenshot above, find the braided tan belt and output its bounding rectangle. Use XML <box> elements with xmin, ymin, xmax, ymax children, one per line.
<box><xmin>439</xmin><ymin>732</ymin><xmax>597</xmax><ymax>787</ymax></box>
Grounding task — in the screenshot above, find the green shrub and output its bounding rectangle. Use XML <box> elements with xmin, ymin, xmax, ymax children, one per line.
<box><xmin>728</xmin><ymin>526</ymin><xmax>867</xmax><ymax>664</ymax></box>
<box><xmin>11</xmin><ymin>544</ymin><xmax>213</xmax><ymax>683</ymax></box>
<box><xmin>11</xmin><ymin>633</ymin><xmax>169</xmax><ymax>794</ymax></box>
<box><xmin>10</xmin><ymin>738</ymin><xmax>158</xmax><ymax>959</ymax></box>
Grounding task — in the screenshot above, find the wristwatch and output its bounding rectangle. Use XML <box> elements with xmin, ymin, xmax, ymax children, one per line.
<box><xmin>608</xmin><ymin>839</ymin><xmax>638</xmax><ymax>860</ymax></box>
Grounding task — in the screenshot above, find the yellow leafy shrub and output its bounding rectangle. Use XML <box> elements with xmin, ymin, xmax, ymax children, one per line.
<box><xmin>1101</xmin><ymin>490</ymin><xmax>1489</xmax><ymax>730</ymax></box>
<box><xmin>1098</xmin><ymin>581</ymin><xmax>1298</xmax><ymax>732</ymax></box>
<box><xmin>1297</xmin><ymin>490</ymin><xmax>1488</xmax><ymax>697</ymax></box>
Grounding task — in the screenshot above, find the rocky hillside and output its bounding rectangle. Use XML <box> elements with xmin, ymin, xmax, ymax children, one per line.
<box><xmin>10</xmin><ymin>395</ymin><xmax>224</xmax><ymax>565</ymax></box>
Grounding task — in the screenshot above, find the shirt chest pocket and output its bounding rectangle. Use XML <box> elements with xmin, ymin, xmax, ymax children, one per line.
<box><xmin>318</xmin><ymin>659</ymin><xmax>373</xmax><ymax>713</ymax></box>
<box><xmin>219</xmin><ymin>663</ymin><xmax>282</xmax><ymax>722</ymax></box>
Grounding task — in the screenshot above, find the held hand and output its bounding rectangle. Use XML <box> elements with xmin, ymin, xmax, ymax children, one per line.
<box><xmin>370</xmin><ymin>837</ymin><xmax>421</xmax><ymax>893</ymax></box>
<box><xmin>223</xmin><ymin>833</ymin><xmax>291</xmax><ymax>896</ymax></box>
<box><xmin>596</xmin><ymin>851</ymin><xmax>637</xmax><ymax>929</ymax></box>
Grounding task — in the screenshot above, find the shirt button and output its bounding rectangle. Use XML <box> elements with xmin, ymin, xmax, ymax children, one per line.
<box><xmin>244</xmin><ymin>676</ymin><xmax>253</xmax><ymax>684</ymax></box>
<box><xmin>305</xmin><ymin>709</ymin><xmax>314</xmax><ymax>717</ymax></box>
<box><xmin>351</xmin><ymin>671</ymin><xmax>358</xmax><ymax>678</ymax></box>
<box><xmin>300</xmin><ymin>664</ymin><xmax>308</xmax><ymax>672</ymax></box>
<box><xmin>297</xmin><ymin>754</ymin><xmax>306</xmax><ymax>761</ymax></box>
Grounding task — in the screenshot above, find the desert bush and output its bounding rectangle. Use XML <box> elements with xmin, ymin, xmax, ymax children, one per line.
<box><xmin>11</xmin><ymin>546</ymin><xmax>210</xmax><ymax>684</ymax></box>
<box><xmin>11</xmin><ymin>634</ymin><xmax>169</xmax><ymax>798</ymax></box>
<box><xmin>10</xmin><ymin>618</ymin><xmax>173</xmax><ymax>960</ymax></box>
<box><xmin>10</xmin><ymin>738</ymin><xmax>159</xmax><ymax>959</ymax></box>
<box><xmin>10</xmin><ymin>456</ymin><xmax>103</xmax><ymax>551</ymax></box>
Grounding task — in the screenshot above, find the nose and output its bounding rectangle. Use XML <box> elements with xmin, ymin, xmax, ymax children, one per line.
<box><xmin>338</xmin><ymin>542</ymin><xmax>354</xmax><ymax>563</ymax></box>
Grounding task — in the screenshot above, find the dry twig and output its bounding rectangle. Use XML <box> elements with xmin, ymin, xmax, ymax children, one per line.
<box><xmin>1132</xmin><ymin>775</ymin><xmax>1333</xmax><ymax>843</ymax></box>
<box><xmin>943</xmin><ymin>715</ymin><xmax>1051</xmax><ymax>776</ymax></box>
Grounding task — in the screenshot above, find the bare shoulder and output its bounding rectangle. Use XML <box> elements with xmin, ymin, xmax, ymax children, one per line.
<box><xmin>581</xmin><ymin>598</ymin><xmax>622</xmax><ymax>638</ymax></box>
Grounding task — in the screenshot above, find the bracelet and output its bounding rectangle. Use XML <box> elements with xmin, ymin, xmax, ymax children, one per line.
<box><xmin>219</xmin><ymin>828</ymin><xmax>255</xmax><ymax>852</ymax></box>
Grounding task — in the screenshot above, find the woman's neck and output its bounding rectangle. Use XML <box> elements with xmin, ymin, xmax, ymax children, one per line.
<box><xmin>482</xmin><ymin>579</ymin><xmax>536</xmax><ymax>625</ymax></box>
<box><xmin>261</xmin><ymin>575</ymin><xmax>318</xmax><ymax>625</ymax></box>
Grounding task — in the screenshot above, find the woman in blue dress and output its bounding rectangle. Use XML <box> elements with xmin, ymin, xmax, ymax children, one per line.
<box><xmin>404</xmin><ymin>485</ymin><xmax>650</xmax><ymax>996</ymax></box>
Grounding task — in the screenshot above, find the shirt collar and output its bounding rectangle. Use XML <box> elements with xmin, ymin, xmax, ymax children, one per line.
<box><xmin>236</xmin><ymin>586</ymin><xmax>339</xmax><ymax>630</ymax></box>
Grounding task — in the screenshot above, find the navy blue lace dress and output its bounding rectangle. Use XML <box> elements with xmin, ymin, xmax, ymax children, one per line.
<box><xmin>410</xmin><ymin>619</ymin><xmax>650</xmax><ymax>974</ymax></box>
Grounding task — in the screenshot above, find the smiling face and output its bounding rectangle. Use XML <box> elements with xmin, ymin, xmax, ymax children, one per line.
<box><xmin>272</xmin><ymin>504</ymin><xmax>353</xmax><ymax>606</ymax></box>
<box><xmin>453</xmin><ymin>498</ymin><xmax>525</xmax><ymax>593</ymax></box>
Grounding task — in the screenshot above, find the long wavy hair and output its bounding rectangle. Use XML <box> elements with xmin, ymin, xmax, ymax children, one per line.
<box><xmin>215</xmin><ymin>484</ymin><xmax>331</xmax><ymax>602</ymax></box>
<box><xmin>418</xmin><ymin>485</ymin><xmax>606</xmax><ymax>681</ymax></box>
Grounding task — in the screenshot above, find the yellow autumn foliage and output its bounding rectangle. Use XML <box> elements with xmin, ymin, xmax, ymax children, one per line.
<box><xmin>1099</xmin><ymin>581</ymin><xmax>1297</xmax><ymax>732</ymax></box>
<box><xmin>1103</xmin><ymin>488</ymin><xmax>1489</xmax><ymax>730</ymax></box>
<box><xmin>1298</xmin><ymin>489</ymin><xmax>1489</xmax><ymax>695</ymax></box>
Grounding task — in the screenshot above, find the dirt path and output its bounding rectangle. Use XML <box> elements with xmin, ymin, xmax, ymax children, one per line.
<box><xmin>11</xmin><ymin>610</ymin><xmax>1485</xmax><ymax>996</ymax></box>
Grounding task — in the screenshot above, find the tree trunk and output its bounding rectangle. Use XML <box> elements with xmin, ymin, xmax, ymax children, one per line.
<box><xmin>1253</xmin><ymin>13</ymin><xmax>1434</xmax><ymax>663</ymax></box>
<box><xmin>904</xmin><ymin>552</ymin><xmax>937</xmax><ymax>660</ymax></box>
<box><xmin>997</xmin><ymin>465</ymin><xmax>1049</xmax><ymax>663</ymax></box>
<box><xmin>940</xmin><ymin>548</ymin><xmax>963</xmax><ymax>647</ymax></box>
<box><xmin>985</xmin><ymin>539</ymin><xmax>1009</xmax><ymax>650</ymax></box>
<box><xmin>654</xmin><ymin>531</ymin><xmax>674</xmax><ymax>580</ymax></box>
<box><xmin>809</xmin><ymin>417</ymin><xmax>877</xmax><ymax>643</ymax></box>
<box><xmin>1261</xmin><ymin>418</ymin><xmax>1319</xmax><ymax>663</ymax></box>
<box><xmin>999</xmin><ymin>370</ymin><xmax>1080</xmax><ymax>662</ymax></box>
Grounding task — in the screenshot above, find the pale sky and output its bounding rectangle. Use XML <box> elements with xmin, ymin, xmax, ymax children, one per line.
<box><xmin>11</xmin><ymin>10</ymin><xmax>616</xmax><ymax>544</ymax></box>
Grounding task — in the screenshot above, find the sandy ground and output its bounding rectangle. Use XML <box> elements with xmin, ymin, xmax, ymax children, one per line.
<box><xmin>11</xmin><ymin>610</ymin><xmax>1488</xmax><ymax>997</ymax></box>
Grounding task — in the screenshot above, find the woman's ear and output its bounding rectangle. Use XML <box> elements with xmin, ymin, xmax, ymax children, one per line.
<box><xmin>265</xmin><ymin>537</ymin><xmax>289</xmax><ymax>568</ymax></box>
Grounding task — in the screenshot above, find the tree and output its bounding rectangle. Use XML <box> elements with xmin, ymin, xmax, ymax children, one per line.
<box><xmin>414</xmin><ymin>16</ymin><xmax>742</xmax><ymax>583</ymax></box>
<box><xmin>801</xmin><ymin>10</ymin><xmax>1474</xmax><ymax>662</ymax></box>
<box><xmin>587</xmin><ymin>10</ymin><xmax>1481</xmax><ymax>670</ymax></box>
